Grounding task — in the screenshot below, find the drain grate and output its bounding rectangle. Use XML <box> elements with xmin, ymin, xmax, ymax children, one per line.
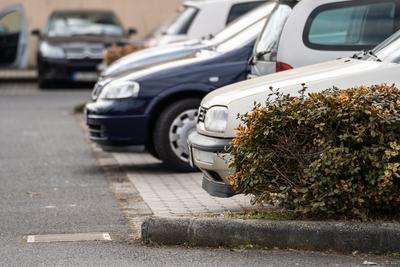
<box><xmin>27</xmin><ymin>232</ymin><xmax>112</xmax><ymax>243</ymax></box>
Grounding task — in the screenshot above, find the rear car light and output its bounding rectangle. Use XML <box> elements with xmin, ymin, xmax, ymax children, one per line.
<box><xmin>276</xmin><ymin>62</ymin><xmax>293</xmax><ymax>72</ymax></box>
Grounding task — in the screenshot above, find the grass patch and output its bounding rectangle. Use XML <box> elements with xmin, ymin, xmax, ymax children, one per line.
<box><xmin>224</xmin><ymin>210</ymin><xmax>295</xmax><ymax>220</ymax></box>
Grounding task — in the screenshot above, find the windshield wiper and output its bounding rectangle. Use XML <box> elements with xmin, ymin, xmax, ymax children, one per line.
<box><xmin>367</xmin><ymin>50</ymin><xmax>382</xmax><ymax>62</ymax></box>
<box><xmin>248</xmin><ymin>50</ymin><xmax>272</xmax><ymax>66</ymax></box>
<box><xmin>353</xmin><ymin>49</ymin><xmax>382</xmax><ymax>62</ymax></box>
<box><xmin>255</xmin><ymin>50</ymin><xmax>271</xmax><ymax>59</ymax></box>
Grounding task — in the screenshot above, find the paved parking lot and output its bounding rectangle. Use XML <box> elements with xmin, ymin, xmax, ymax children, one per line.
<box><xmin>112</xmin><ymin>152</ymin><xmax>254</xmax><ymax>217</ymax></box>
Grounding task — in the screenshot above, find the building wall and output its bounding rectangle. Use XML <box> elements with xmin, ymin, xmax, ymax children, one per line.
<box><xmin>0</xmin><ymin>0</ymin><xmax>183</xmax><ymax>67</ymax></box>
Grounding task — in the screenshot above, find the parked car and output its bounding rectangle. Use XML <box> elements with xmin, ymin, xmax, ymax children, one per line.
<box><xmin>143</xmin><ymin>0</ymin><xmax>266</xmax><ymax>47</ymax></box>
<box><xmin>249</xmin><ymin>0</ymin><xmax>400</xmax><ymax>77</ymax></box>
<box><xmin>87</xmin><ymin>0</ymin><xmax>400</xmax><ymax>172</ymax></box>
<box><xmin>31</xmin><ymin>10</ymin><xmax>137</xmax><ymax>88</ymax></box>
<box><xmin>188</xmin><ymin>29</ymin><xmax>400</xmax><ymax>197</ymax></box>
<box><xmin>95</xmin><ymin>2</ymin><xmax>277</xmax><ymax>95</ymax></box>
<box><xmin>0</xmin><ymin>3</ymin><xmax>28</xmax><ymax>69</ymax></box>
<box><xmin>85</xmin><ymin>7</ymin><xmax>269</xmax><ymax>171</ymax></box>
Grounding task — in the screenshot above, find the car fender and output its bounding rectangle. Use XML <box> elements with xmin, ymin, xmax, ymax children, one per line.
<box><xmin>144</xmin><ymin>82</ymin><xmax>216</xmax><ymax>115</ymax></box>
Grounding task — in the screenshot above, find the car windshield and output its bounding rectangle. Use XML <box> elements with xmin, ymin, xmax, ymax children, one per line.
<box><xmin>46</xmin><ymin>11</ymin><xmax>124</xmax><ymax>37</ymax></box>
<box><xmin>213</xmin><ymin>17</ymin><xmax>266</xmax><ymax>53</ymax></box>
<box><xmin>368</xmin><ymin>30</ymin><xmax>400</xmax><ymax>63</ymax></box>
<box><xmin>210</xmin><ymin>2</ymin><xmax>275</xmax><ymax>45</ymax></box>
<box><xmin>153</xmin><ymin>5</ymin><xmax>198</xmax><ymax>36</ymax></box>
<box><xmin>254</xmin><ymin>3</ymin><xmax>292</xmax><ymax>58</ymax></box>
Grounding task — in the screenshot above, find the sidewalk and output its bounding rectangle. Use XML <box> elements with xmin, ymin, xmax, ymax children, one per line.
<box><xmin>0</xmin><ymin>70</ymin><xmax>37</xmax><ymax>81</ymax></box>
<box><xmin>112</xmin><ymin>152</ymin><xmax>255</xmax><ymax>217</ymax></box>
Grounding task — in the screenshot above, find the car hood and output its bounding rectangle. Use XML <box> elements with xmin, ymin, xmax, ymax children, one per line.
<box><xmin>102</xmin><ymin>39</ymin><xmax>208</xmax><ymax>77</ymax></box>
<box><xmin>114</xmin><ymin>48</ymin><xmax>221</xmax><ymax>82</ymax></box>
<box><xmin>199</xmin><ymin>58</ymin><xmax>400</xmax><ymax>138</ymax></box>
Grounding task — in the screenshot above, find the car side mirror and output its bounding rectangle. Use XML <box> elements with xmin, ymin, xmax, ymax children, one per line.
<box><xmin>127</xmin><ymin>28</ymin><xmax>137</xmax><ymax>36</ymax></box>
<box><xmin>31</xmin><ymin>29</ymin><xmax>41</xmax><ymax>37</ymax></box>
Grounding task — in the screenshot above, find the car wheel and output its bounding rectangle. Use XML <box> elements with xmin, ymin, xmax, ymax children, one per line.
<box><xmin>153</xmin><ymin>98</ymin><xmax>200</xmax><ymax>172</ymax></box>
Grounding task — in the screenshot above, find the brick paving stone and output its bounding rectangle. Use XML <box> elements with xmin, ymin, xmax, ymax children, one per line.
<box><xmin>112</xmin><ymin>152</ymin><xmax>255</xmax><ymax>217</ymax></box>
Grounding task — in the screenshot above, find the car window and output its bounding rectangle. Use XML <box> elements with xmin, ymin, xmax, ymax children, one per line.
<box><xmin>254</xmin><ymin>3</ymin><xmax>292</xmax><ymax>59</ymax></box>
<box><xmin>47</xmin><ymin>11</ymin><xmax>124</xmax><ymax>37</ymax></box>
<box><xmin>226</xmin><ymin>2</ymin><xmax>264</xmax><ymax>25</ymax></box>
<box><xmin>305</xmin><ymin>1</ymin><xmax>399</xmax><ymax>50</ymax></box>
<box><xmin>211</xmin><ymin>2</ymin><xmax>275</xmax><ymax>45</ymax></box>
<box><xmin>0</xmin><ymin>11</ymin><xmax>21</xmax><ymax>65</ymax></box>
<box><xmin>0</xmin><ymin>11</ymin><xmax>21</xmax><ymax>34</ymax></box>
<box><xmin>372</xmin><ymin>29</ymin><xmax>400</xmax><ymax>63</ymax></box>
<box><xmin>155</xmin><ymin>6</ymin><xmax>198</xmax><ymax>36</ymax></box>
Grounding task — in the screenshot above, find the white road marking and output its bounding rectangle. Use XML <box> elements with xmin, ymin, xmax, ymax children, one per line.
<box><xmin>27</xmin><ymin>235</ymin><xmax>35</xmax><ymax>243</ymax></box>
<box><xmin>26</xmin><ymin>232</ymin><xmax>112</xmax><ymax>243</ymax></box>
<box><xmin>102</xmin><ymin>233</ymin><xmax>112</xmax><ymax>240</ymax></box>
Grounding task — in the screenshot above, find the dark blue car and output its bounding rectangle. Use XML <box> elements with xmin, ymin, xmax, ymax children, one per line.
<box><xmin>85</xmin><ymin>17</ymin><xmax>263</xmax><ymax>171</ymax></box>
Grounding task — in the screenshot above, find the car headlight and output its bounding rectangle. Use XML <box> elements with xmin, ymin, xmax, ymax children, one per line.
<box><xmin>204</xmin><ymin>106</ymin><xmax>228</xmax><ymax>133</ymax></box>
<box><xmin>98</xmin><ymin>80</ymin><xmax>140</xmax><ymax>100</ymax></box>
<box><xmin>40</xmin><ymin>42</ymin><xmax>65</xmax><ymax>59</ymax></box>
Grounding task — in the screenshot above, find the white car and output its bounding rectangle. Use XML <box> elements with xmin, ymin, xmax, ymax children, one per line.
<box><xmin>144</xmin><ymin>0</ymin><xmax>266</xmax><ymax>47</ymax></box>
<box><xmin>188</xmin><ymin>29</ymin><xmax>400</xmax><ymax>197</ymax></box>
<box><xmin>99</xmin><ymin>2</ymin><xmax>276</xmax><ymax>80</ymax></box>
<box><xmin>249</xmin><ymin>0</ymin><xmax>400</xmax><ymax>76</ymax></box>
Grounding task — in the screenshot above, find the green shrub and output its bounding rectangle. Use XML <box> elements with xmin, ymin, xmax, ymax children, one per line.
<box><xmin>229</xmin><ymin>85</ymin><xmax>400</xmax><ymax>220</ymax></box>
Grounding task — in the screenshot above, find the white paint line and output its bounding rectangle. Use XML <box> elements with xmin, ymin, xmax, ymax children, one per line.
<box><xmin>26</xmin><ymin>232</ymin><xmax>112</xmax><ymax>243</ymax></box>
<box><xmin>102</xmin><ymin>233</ymin><xmax>112</xmax><ymax>241</ymax></box>
<box><xmin>27</xmin><ymin>235</ymin><xmax>35</xmax><ymax>243</ymax></box>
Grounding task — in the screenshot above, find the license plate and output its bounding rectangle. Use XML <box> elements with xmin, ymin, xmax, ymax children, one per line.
<box><xmin>73</xmin><ymin>72</ymin><xmax>98</xmax><ymax>81</ymax></box>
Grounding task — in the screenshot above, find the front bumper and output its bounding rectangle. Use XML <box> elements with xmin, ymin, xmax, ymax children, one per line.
<box><xmin>85</xmin><ymin>98</ymin><xmax>150</xmax><ymax>146</ymax></box>
<box><xmin>188</xmin><ymin>131</ymin><xmax>235</xmax><ymax>198</ymax></box>
<box><xmin>38</xmin><ymin>57</ymin><xmax>102</xmax><ymax>82</ymax></box>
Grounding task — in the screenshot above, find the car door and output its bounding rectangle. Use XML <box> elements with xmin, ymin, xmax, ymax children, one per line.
<box><xmin>0</xmin><ymin>3</ymin><xmax>28</xmax><ymax>69</ymax></box>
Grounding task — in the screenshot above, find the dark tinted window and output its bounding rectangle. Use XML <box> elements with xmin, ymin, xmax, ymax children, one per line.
<box><xmin>304</xmin><ymin>1</ymin><xmax>399</xmax><ymax>50</ymax></box>
<box><xmin>227</xmin><ymin>2</ymin><xmax>264</xmax><ymax>24</ymax></box>
<box><xmin>0</xmin><ymin>11</ymin><xmax>21</xmax><ymax>64</ymax></box>
<box><xmin>47</xmin><ymin>11</ymin><xmax>124</xmax><ymax>37</ymax></box>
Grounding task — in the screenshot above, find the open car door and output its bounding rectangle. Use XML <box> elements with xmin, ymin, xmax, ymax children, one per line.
<box><xmin>0</xmin><ymin>3</ymin><xmax>28</xmax><ymax>69</ymax></box>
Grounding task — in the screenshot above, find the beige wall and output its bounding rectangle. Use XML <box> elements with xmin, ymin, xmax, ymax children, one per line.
<box><xmin>0</xmin><ymin>0</ymin><xmax>182</xmax><ymax>66</ymax></box>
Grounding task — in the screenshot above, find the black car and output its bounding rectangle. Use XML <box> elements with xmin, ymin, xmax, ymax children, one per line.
<box><xmin>32</xmin><ymin>10</ymin><xmax>136</xmax><ymax>88</ymax></box>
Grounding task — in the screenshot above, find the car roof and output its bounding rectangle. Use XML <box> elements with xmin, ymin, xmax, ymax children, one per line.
<box><xmin>184</xmin><ymin>0</ymin><xmax>266</xmax><ymax>7</ymax></box>
<box><xmin>50</xmin><ymin>10</ymin><xmax>116</xmax><ymax>17</ymax></box>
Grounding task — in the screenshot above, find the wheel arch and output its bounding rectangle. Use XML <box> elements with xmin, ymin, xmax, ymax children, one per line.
<box><xmin>145</xmin><ymin>86</ymin><xmax>212</xmax><ymax>153</ymax></box>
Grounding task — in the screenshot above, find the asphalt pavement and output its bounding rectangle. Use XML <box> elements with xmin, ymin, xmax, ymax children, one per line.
<box><xmin>0</xmin><ymin>82</ymin><xmax>399</xmax><ymax>266</ymax></box>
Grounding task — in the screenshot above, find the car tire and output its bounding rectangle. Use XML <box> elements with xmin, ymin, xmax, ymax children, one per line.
<box><xmin>38</xmin><ymin>75</ymin><xmax>50</xmax><ymax>89</ymax></box>
<box><xmin>153</xmin><ymin>98</ymin><xmax>200</xmax><ymax>172</ymax></box>
<box><xmin>147</xmin><ymin>144</ymin><xmax>160</xmax><ymax>160</ymax></box>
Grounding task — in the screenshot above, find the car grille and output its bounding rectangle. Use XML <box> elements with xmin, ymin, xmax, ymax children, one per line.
<box><xmin>87</xmin><ymin>120</ymin><xmax>108</xmax><ymax>139</ymax></box>
<box><xmin>64</xmin><ymin>45</ymin><xmax>105</xmax><ymax>59</ymax></box>
<box><xmin>197</xmin><ymin>106</ymin><xmax>207</xmax><ymax>123</ymax></box>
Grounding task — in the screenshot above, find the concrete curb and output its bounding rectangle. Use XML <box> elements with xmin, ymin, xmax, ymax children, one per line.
<box><xmin>0</xmin><ymin>70</ymin><xmax>37</xmax><ymax>82</ymax></box>
<box><xmin>141</xmin><ymin>216</ymin><xmax>400</xmax><ymax>253</ymax></box>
